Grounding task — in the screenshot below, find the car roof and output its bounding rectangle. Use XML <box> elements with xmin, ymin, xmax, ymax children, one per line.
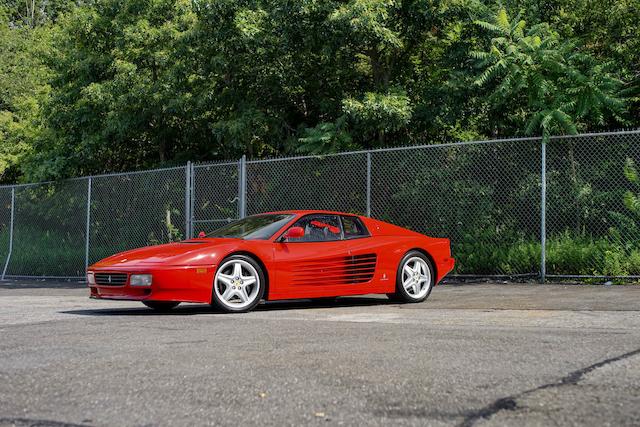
<box><xmin>261</xmin><ymin>210</ymin><xmax>362</xmax><ymax>217</ymax></box>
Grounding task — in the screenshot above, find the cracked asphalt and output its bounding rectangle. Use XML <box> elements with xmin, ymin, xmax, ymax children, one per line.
<box><xmin>1</xmin><ymin>282</ymin><xmax>639</xmax><ymax>426</ymax></box>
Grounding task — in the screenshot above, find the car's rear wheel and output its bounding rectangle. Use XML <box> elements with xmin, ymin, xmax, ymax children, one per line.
<box><xmin>142</xmin><ymin>301</ymin><xmax>180</xmax><ymax>311</ymax></box>
<box><xmin>388</xmin><ymin>251</ymin><xmax>434</xmax><ymax>303</ymax></box>
<box><xmin>211</xmin><ymin>255</ymin><xmax>265</xmax><ymax>313</ymax></box>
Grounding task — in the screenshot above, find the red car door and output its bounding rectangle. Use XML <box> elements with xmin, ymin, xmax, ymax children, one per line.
<box><xmin>272</xmin><ymin>214</ymin><xmax>353</xmax><ymax>299</ymax></box>
<box><xmin>271</xmin><ymin>214</ymin><xmax>392</xmax><ymax>299</ymax></box>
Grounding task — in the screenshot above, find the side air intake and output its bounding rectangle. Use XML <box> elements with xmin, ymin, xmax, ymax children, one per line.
<box><xmin>291</xmin><ymin>254</ymin><xmax>377</xmax><ymax>286</ymax></box>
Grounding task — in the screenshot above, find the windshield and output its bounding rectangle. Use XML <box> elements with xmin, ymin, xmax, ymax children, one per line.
<box><xmin>206</xmin><ymin>214</ymin><xmax>295</xmax><ymax>240</ymax></box>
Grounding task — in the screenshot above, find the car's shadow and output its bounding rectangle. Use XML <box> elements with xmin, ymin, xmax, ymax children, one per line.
<box><xmin>60</xmin><ymin>296</ymin><xmax>395</xmax><ymax>317</ymax></box>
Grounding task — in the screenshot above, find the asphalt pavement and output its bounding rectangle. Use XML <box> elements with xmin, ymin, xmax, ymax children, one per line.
<box><xmin>1</xmin><ymin>282</ymin><xmax>639</xmax><ymax>426</ymax></box>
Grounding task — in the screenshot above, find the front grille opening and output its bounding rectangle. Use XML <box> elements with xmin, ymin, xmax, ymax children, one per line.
<box><xmin>94</xmin><ymin>273</ymin><xmax>128</xmax><ymax>286</ymax></box>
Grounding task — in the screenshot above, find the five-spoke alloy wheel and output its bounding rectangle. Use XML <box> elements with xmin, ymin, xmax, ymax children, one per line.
<box><xmin>388</xmin><ymin>250</ymin><xmax>435</xmax><ymax>303</ymax></box>
<box><xmin>212</xmin><ymin>255</ymin><xmax>265</xmax><ymax>313</ymax></box>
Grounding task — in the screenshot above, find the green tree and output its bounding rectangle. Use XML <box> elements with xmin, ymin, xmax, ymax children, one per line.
<box><xmin>472</xmin><ymin>7</ymin><xmax>626</xmax><ymax>141</ymax></box>
<box><xmin>297</xmin><ymin>0</ymin><xmax>481</xmax><ymax>151</ymax></box>
<box><xmin>0</xmin><ymin>0</ymin><xmax>636</xmax><ymax>181</ymax></box>
<box><xmin>0</xmin><ymin>10</ymin><xmax>51</xmax><ymax>182</ymax></box>
<box><xmin>23</xmin><ymin>0</ymin><xmax>198</xmax><ymax>180</ymax></box>
<box><xmin>501</xmin><ymin>0</ymin><xmax>640</xmax><ymax>119</ymax></box>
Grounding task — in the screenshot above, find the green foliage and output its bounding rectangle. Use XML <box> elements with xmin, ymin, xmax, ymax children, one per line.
<box><xmin>456</xmin><ymin>231</ymin><xmax>540</xmax><ymax>275</ymax></box>
<box><xmin>546</xmin><ymin>232</ymin><xmax>640</xmax><ymax>276</ymax></box>
<box><xmin>329</xmin><ymin>0</ymin><xmax>403</xmax><ymax>52</ymax></box>
<box><xmin>342</xmin><ymin>91</ymin><xmax>412</xmax><ymax>143</ymax></box>
<box><xmin>1</xmin><ymin>0</ymin><xmax>74</xmax><ymax>27</ymax></box>
<box><xmin>0</xmin><ymin>0</ymin><xmax>637</xmax><ymax>282</ymax></box>
<box><xmin>472</xmin><ymin>7</ymin><xmax>626</xmax><ymax>140</ymax></box>
<box><xmin>22</xmin><ymin>0</ymin><xmax>199</xmax><ymax>181</ymax></box>
<box><xmin>297</xmin><ymin>116</ymin><xmax>355</xmax><ymax>154</ymax></box>
<box><xmin>0</xmin><ymin>12</ymin><xmax>51</xmax><ymax>181</ymax></box>
<box><xmin>501</xmin><ymin>0</ymin><xmax>640</xmax><ymax>118</ymax></box>
<box><xmin>0</xmin><ymin>1</ymin><xmax>635</xmax><ymax>181</ymax></box>
<box><xmin>624</xmin><ymin>158</ymin><xmax>640</xmax><ymax>214</ymax></box>
<box><xmin>453</xmin><ymin>230</ymin><xmax>640</xmax><ymax>277</ymax></box>
<box><xmin>4</xmin><ymin>226</ymin><xmax>85</xmax><ymax>276</ymax></box>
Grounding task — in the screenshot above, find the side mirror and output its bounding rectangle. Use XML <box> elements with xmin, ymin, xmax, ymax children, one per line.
<box><xmin>198</xmin><ymin>231</ymin><xmax>206</xmax><ymax>238</ymax></box>
<box><xmin>283</xmin><ymin>226</ymin><xmax>304</xmax><ymax>240</ymax></box>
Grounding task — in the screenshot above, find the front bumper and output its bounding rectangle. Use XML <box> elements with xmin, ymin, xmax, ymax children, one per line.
<box><xmin>88</xmin><ymin>265</ymin><xmax>216</xmax><ymax>304</ymax></box>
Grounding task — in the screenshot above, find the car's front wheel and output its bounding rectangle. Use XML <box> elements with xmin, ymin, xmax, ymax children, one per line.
<box><xmin>388</xmin><ymin>251</ymin><xmax>435</xmax><ymax>303</ymax></box>
<box><xmin>142</xmin><ymin>301</ymin><xmax>180</xmax><ymax>311</ymax></box>
<box><xmin>211</xmin><ymin>255</ymin><xmax>265</xmax><ymax>313</ymax></box>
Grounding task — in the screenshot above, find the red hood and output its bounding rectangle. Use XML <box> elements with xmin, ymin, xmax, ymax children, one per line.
<box><xmin>91</xmin><ymin>239</ymin><xmax>239</xmax><ymax>268</ymax></box>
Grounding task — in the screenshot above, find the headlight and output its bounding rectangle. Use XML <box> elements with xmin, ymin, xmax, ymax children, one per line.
<box><xmin>87</xmin><ymin>272</ymin><xmax>95</xmax><ymax>285</ymax></box>
<box><xmin>130</xmin><ymin>274</ymin><xmax>153</xmax><ymax>286</ymax></box>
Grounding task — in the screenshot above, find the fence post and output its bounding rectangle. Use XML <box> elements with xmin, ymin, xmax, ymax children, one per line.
<box><xmin>185</xmin><ymin>161</ymin><xmax>192</xmax><ymax>239</ymax></box>
<box><xmin>238</xmin><ymin>155</ymin><xmax>247</xmax><ymax>218</ymax></box>
<box><xmin>2</xmin><ymin>187</ymin><xmax>15</xmax><ymax>280</ymax></box>
<box><xmin>366</xmin><ymin>151</ymin><xmax>372</xmax><ymax>217</ymax></box>
<box><xmin>190</xmin><ymin>162</ymin><xmax>195</xmax><ymax>238</ymax></box>
<box><xmin>540</xmin><ymin>140</ymin><xmax>547</xmax><ymax>283</ymax></box>
<box><xmin>84</xmin><ymin>178</ymin><xmax>92</xmax><ymax>274</ymax></box>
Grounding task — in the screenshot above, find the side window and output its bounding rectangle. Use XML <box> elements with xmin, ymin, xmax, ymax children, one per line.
<box><xmin>287</xmin><ymin>215</ymin><xmax>343</xmax><ymax>242</ymax></box>
<box><xmin>341</xmin><ymin>216</ymin><xmax>370</xmax><ymax>239</ymax></box>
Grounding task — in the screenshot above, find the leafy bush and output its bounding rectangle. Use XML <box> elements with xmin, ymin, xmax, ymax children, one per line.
<box><xmin>2</xmin><ymin>226</ymin><xmax>85</xmax><ymax>276</ymax></box>
<box><xmin>453</xmin><ymin>229</ymin><xmax>640</xmax><ymax>278</ymax></box>
<box><xmin>455</xmin><ymin>232</ymin><xmax>540</xmax><ymax>275</ymax></box>
<box><xmin>547</xmin><ymin>233</ymin><xmax>640</xmax><ymax>276</ymax></box>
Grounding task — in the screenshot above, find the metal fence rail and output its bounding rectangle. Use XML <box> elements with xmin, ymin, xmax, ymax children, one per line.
<box><xmin>1</xmin><ymin>129</ymin><xmax>639</xmax><ymax>281</ymax></box>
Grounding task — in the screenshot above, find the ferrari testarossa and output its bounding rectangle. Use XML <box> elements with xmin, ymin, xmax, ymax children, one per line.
<box><xmin>87</xmin><ymin>210</ymin><xmax>455</xmax><ymax>313</ymax></box>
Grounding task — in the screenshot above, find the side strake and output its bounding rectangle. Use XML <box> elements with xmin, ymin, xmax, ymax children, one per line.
<box><xmin>290</xmin><ymin>253</ymin><xmax>377</xmax><ymax>286</ymax></box>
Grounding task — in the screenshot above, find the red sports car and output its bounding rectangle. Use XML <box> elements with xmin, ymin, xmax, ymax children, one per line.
<box><xmin>87</xmin><ymin>210</ymin><xmax>455</xmax><ymax>313</ymax></box>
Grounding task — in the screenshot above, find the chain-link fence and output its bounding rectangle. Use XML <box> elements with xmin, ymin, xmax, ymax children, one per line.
<box><xmin>246</xmin><ymin>154</ymin><xmax>368</xmax><ymax>216</ymax></box>
<box><xmin>88</xmin><ymin>167</ymin><xmax>187</xmax><ymax>265</ymax></box>
<box><xmin>191</xmin><ymin>161</ymin><xmax>240</xmax><ymax>235</ymax></box>
<box><xmin>371</xmin><ymin>140</ymin><xmax>542</xmax><ymax>276</ymax></box>
<box><xmin>1</xmin><ymin>129</ymin><xmax>639</xmax><ymax>281</ymax></box>
<box><xmin>546</xmin><ymin>132</ymin><xmax>640</xmax><ymax>279</ymax></box>
<box><xmin>7</xmin><ymin>180</ymin><xmax>88</xmax><ymax>277</ymax></box>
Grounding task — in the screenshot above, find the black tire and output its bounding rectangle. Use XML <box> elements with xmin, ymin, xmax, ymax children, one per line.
<box><xmin>388</xmin><ymin>250</ymin><xmax>435</xmax><ymax>303</ymax></box>
<box><xmin>386</xmin><ymin>293</ymin><xmax>402</xmax><ymax>302</ymax></box>
<box><xmin>211</xmin><ymin>254</ymin><xmax>266</xmax><ymax>313</ymax></box>
<box><xmin>142</xmin><ymin>301</ymin><xmax>180</xmax><ymax>311</ymax></box>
